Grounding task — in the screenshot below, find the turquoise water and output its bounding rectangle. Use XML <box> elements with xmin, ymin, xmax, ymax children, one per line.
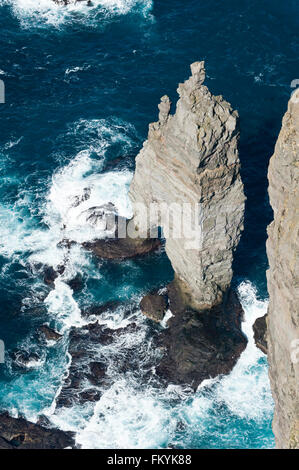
<box><xmin>1</xmin><ymin>0</ymin><xmax>297</xmax><ymax>448</ymax></box>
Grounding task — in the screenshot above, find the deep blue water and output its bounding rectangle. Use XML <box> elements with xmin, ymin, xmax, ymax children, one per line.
<box><xmin>0</xmin><ymin>0</ymin><xmax>297</xmax><ymax>449</ymax></box>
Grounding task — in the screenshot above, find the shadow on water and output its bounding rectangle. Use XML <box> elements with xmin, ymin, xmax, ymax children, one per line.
<box><xmin>232</xmin><ymin>114</ymin><xmax>285</xmax><ymax>297</ymax></box>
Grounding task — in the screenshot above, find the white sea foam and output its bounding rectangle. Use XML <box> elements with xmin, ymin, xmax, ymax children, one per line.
<box><xmin>0</xmin><ymin>118</ymin><xmax>138</xmax><ymax>422</ymax></box>
<box><xmin>160</xmin><ymin>308</ymin><xmax>173</xmax><ymax>328</ymax></box>
<box><xmin>4</xmin><ymin>136</ymin><xmax>23</xmax><ymax>149</ymax></box>
<box><xmin>65</xmin><ymin>65</ymin><xmax>90</xmax><ymax>76</ymax></box>
<box><xmin>4</xmin><ymin>0</ymin><xmax>153</xmax><ymax>29</ymax></box>
<box><xmin>44</xmin><ymin>279</ymin><xmax>85</xmax><ymax>331</ymax></box>
<box><xmin>213</xmin><ymin>281</ymin><xmax>273</xmax><ymax>421</ymax></box>
<box><xmin>0</xmin><ymin>117</ymin><xmax>134</xmax><ymax>264</ymax></box>
<box><xmin>48</xmin><ymin>281</ymin><xmax>273</xmax><ymax>449</ymax></box>
<box><xmin>0</xmin><ymin>108</ymin><xmax>273</xmax><ymax>447</ymax></box>
<box><xmin>45</xmin><ymin>151</ymin><xmax>132</xmax><ymax>245</ymax></box>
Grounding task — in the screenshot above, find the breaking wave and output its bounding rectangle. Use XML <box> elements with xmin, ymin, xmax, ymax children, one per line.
<box><xmin>0</xmin><ymin>118</ymin><xmax>138</xmax><ymax>419</ymax></box>
<box><xmin>2</xmin><ymin>0</ymin><xmax>154</xmax><ymax>29</ymax></box>
<box><xmin>49</xmin><ymin>281</ymin><xmax>274</xmax><ymax>449</ymax></box>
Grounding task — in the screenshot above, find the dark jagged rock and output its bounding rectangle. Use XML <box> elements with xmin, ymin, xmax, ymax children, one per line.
<box><xmin>79</xmin><ymin>389</ymin><xmax>102</xmax><ymax>403</ymax></box>
<box><xmin>82</xmin><ymin>203</ymin><xmax>120</xmax><ymax>232</ymax></box>
<box><xmin>140</xmin><ymin>292</ymin><xmax>167</xmax><ymax>322</ymax></box>
<box><xmin>253</xmin><ymin>314</ymin><xmax>267</xmax><ymax>354</ymax></box>
<box><xmin>102</xmin><ymin>154</ymin><xmax>135</xmax><ymax>173</ymax></box>
<box><xmin>11</xmin><ymin>350</ymin><xmax>40</xmax><ymax>370</ymax></box>
<box><xmin>66</xmin><ymin>273</ymin><xmax>84</xmax><ymax>292</ymax></box>
<box><xmin>0</xmin><ymin>412</ymin><xmax>75</xmax><ymax>449</ymax></box>
<box><xmin>42</xmin><ymin>264</ymin><xmax>83</xmax><ymax>292</ymax></box>
<box><xmin>155</xmin><ymin>282</ymin><xmax>247</xmax><ymax>390</ymax></box>
<box><xmin>0</xmin><ymin>436</ymin><xmax>14</xmax><ymax>449</ymax></box>
<box><xmin>43</xmin><ymin>265</ymin><xmax>59</xmax><ymax>285</ymax></box>
<box><xmin>83</xmin><ymin>229</ymin><xmax>161</xmax><ymax>260</ymax></box>
<box><xmin>88</xmin><ymin>361</ymin><xmax>107</xmax><ymax>386</ymax></box>
<box><xmin>37</xmin><ymin>325</ymin><xmax>63</xmax><ymax>343</ymax></box>
<box><xmin>56</xmin><ymin>319</ymin><xmax>139</xmax><ymax>408</ymax></box>
<box><xmin>81</xmin><ymin>300</ymin><xmax>122</xmax><ymax>318</ymax></box>
<box><xmin>36</xmin><ymin>415</ymin><xmax>53</xmax><ymax>428</ymax></box>
<box><xmin>71</xmin><ymin>187</ymin><xmax>91</xmax><ymax>208</ymax></box>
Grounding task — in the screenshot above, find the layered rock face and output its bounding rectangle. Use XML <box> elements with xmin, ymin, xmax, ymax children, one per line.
<box><xmin>266</xmin><ymin>91</ymin><xmax>299</xmax><ymax>449</ymax></box>
<box><xmin>129</xmin><ymin>62</ymin><xmax>245</xmax><ymax>310</ymax></box>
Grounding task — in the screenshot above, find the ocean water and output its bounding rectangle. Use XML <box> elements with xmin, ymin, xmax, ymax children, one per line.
<box><xmin>0</xmin><ymin>0</ymin><xmax>298</xmax><ymax>449</ymax></box>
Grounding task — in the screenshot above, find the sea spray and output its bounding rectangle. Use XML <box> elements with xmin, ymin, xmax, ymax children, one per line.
<box><xmin>49</xmin><ymin>281</ymin><xmax>274</xmax><ymax>449</ymax></box>
<box><xmin>4</xmin><ymin>0</ymin><xmax>153</xmax><ymax>29</ymax></box>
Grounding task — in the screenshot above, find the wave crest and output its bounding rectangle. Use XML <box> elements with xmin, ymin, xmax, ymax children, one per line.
<box><xmin>3</xmin><ymin>0</ymin><xmax>154</xmax><ymax>29</ymax></box>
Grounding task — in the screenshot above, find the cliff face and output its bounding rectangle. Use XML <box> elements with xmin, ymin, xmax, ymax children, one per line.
<box><xmin>266</xmin><ymin>91</ymin><xmax>299</xmax><ymax>449</ymax></box>
<box><xmin>129</xmin><ymin>62</ymin><xmax>245</xmax><ymax>310</ymax></box>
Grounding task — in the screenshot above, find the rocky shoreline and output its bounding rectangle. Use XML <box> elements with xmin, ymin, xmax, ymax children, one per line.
<box><xmin>0</xmin><ymin>412</ymin><xmax>75</xmax><ymax>449</ymax></box>
<box><xmin>1</xmin><ymin>63</ymin><xmax>297</xmax><ymax>449</ymax></box>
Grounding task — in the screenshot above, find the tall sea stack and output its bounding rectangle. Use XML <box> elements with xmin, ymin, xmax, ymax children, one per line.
<box><xmin>266</xmin><ymin>91</ymin><xmax>299</xmax><ymax>449</ymax></box>
<box><xmin>129</xmin><ymin>62</ymin><xmax>245</xmax><ymax>310</ymax></box>
<box><xmin>129</xmin><ymin>63</ymin><xmax>247</xmax><ymax>388</ymax></box>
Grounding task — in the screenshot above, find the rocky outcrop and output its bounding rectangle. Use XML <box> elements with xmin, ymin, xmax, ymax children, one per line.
<box><xmin>83</xmin><ymin>208</ymin><xmax>161</xmax><ymax>260</ymax></box>
<box><xmin>129</xmin><ymin>62</ymin><xmax>245</xmax><ymax>311</ymax></box>
<box><xmin>37</xmin><ymin>325</ymin><xmax>62</xmax><ymax>343</ymax></box>
<box><xmin>253</xmin><ymin>314</ymin><xmax>268</xmax><ymax>354</ymax></box>
<box><xmin>0</xmin><ymin>412</ymin><xmax>75</xmax><ymax>449</ymax></box>
<box><xmin>154</xmin><ymin>282</ymin><xmax>247</xmax><ymax>389</ymax></box>
<box><xmin>83</xmin><ymin>231</ymin><xmax>160</xmax><ymax>260</ymax></box>
<box><xmin>56</xmin><ymin>307</ymin><xmax>139</xmax><ymax>408</ymax></box>
<box><xmin>266</xmin><ymin>91</ymin><xmax>299</xmax><ymax>449</ymax></box>
<box><xmin>140</xmin><ymin>292</ymin><xmax>167</xmax><ymax>322</ymax></box>
<box><xmin>11</xmin><ymin>350</ymin><xmax>41</xmax><ymax>370</ymax></box>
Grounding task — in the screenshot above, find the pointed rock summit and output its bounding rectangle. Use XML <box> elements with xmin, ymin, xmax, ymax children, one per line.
<box><xmin>129</xmin><ymin>62</ymin><xmax>245</xmax><ymax>310</ymax></box>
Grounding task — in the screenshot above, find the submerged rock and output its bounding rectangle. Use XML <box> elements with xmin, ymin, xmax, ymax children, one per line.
<box><xmin>37</xmin><ymin>325</ymin><xmax>63</xmax><ymax>343</ymax></box>
<box><xmin>81</xmin><ymin>300</ymin><xmax>122</xmax><ymax>318</ymax></box>
<box><xmin>43</xmin><ymin>265</ymin><xmax>61</xmax><ymax>286</ymax></box>
<box><xmin>0</xmin><ymin>412</ymin><xmax>75</xmax><ymax>449</ymax></box>
<box><xmin>83</xmin><ymin>216</ymin><xmax>161</xmax><ymax>260</ymax></box>
<box><xmin>266</xmin><ymin>91</ymin><xmax>299</xmax><ymax>449</ymax></box>
<box><xmin>41</xmin><ymin>263</ymin><xmax>83</xmax><ymax>292</ymax></box>
<box><xmin>66</xmin><ymin>273</ymin><xmax>84</xmax><ymax>292</ymax></box>
<box><xmin>253</xmin><ymin>314</ymin><xmax>267</xmax><ymax>354</ymax></box>
<box><xmin>129</xmin><ymin>61</ymin><xmax>245</xmax><ymax>311</ymax></box>
<box><xmin>11</xmin><ymin>350</ymin><xmax>41</xmax><ymax>370</ymax></box>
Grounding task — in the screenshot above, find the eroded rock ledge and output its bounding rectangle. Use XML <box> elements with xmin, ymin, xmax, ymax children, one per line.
<box><xmin>266</xmin><ymin>91</ymin><xmax>299</xmax><ymax>449</ymax></box>
<box><xmin>148</xmin><ymin>282</ymin><xmax>247</xmax><ymax>390</ymax></box>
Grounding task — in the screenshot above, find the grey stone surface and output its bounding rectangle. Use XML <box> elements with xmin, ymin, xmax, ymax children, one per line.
<box><xmin>129</xmin><ymin>62</ymin><xmax>245</xmax><ymax>310</ymax></box>
<box><xmin>266</xmin><ymin>91</ymin><xmax>299</xmax><ymax>449</ymax></box>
